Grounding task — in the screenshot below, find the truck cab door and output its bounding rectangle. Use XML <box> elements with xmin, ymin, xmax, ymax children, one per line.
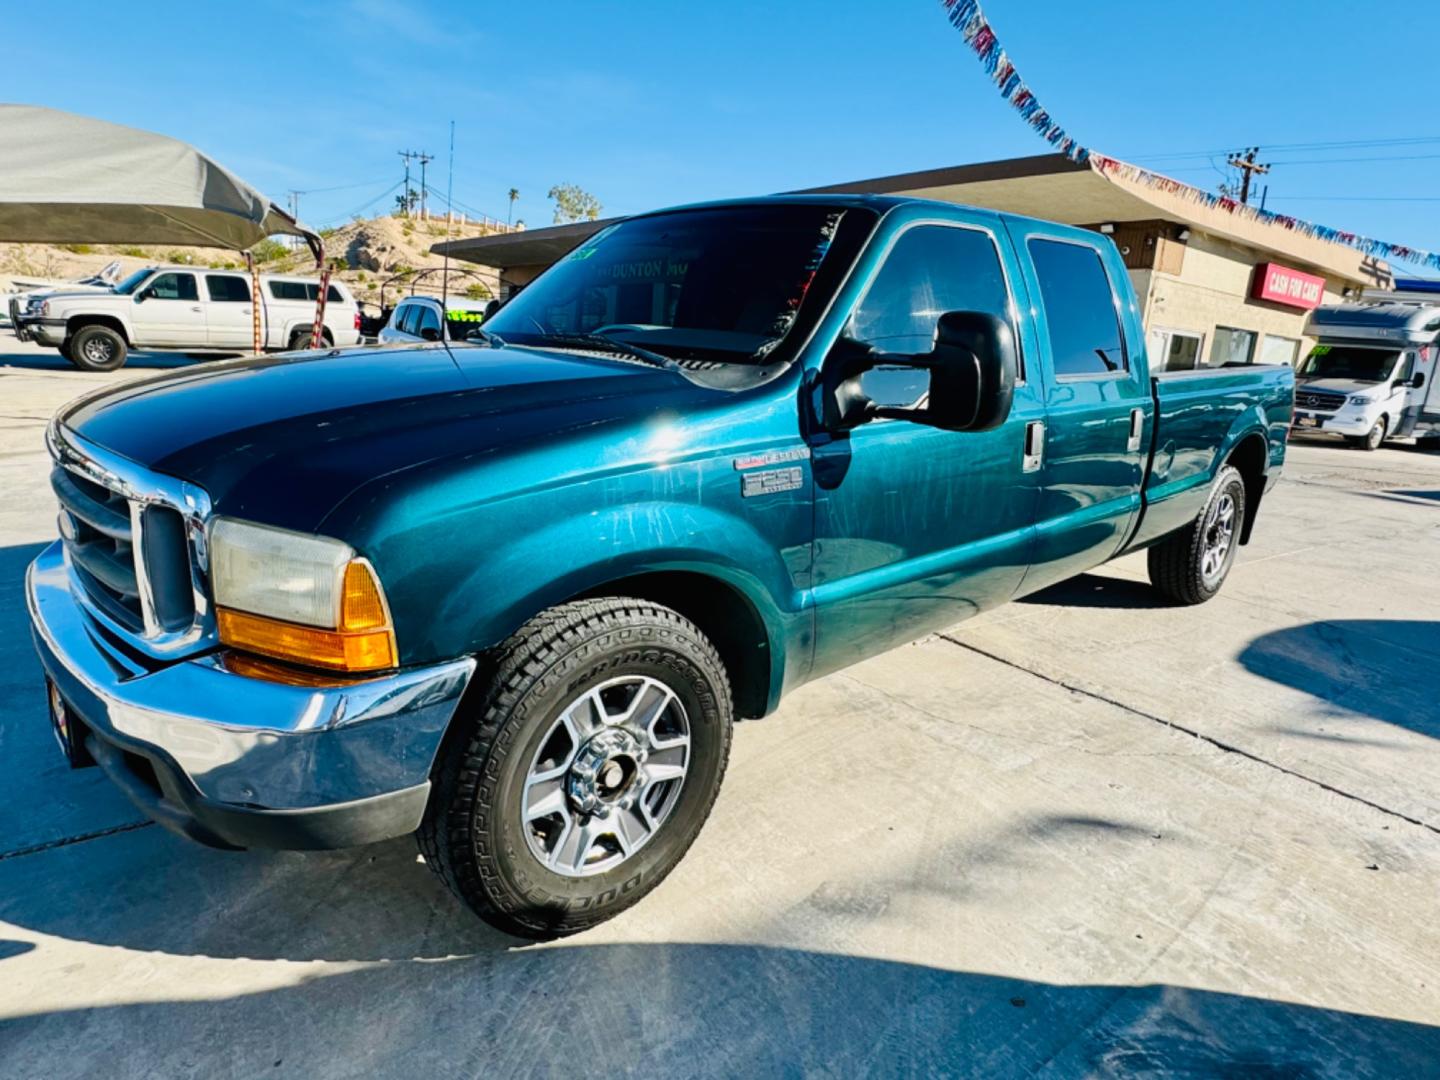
<box><xmin>809</xmin><ymin>214</ymin><xmax>1045</xmax><ymax>678</ymax></box>
<box><xmin>1002</xmin><ymin>223</ymin><xmax>1151</xmax><ymax>595</ymax></box>
<box><xmin>131</xmin><ymin>271</ymin><xmax>203</xmax><ymax>346</ymax></box>
<box><xmin>202</xmin><ymin>273</ymin><xmax>255</xmax><ymax>349</ymax></box>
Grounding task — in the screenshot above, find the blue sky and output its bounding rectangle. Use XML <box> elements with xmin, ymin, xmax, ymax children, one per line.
<box><xmin>5</xmin><ymin>0</ymin><xmax>1438</xmax><ymax>274</ymax></box>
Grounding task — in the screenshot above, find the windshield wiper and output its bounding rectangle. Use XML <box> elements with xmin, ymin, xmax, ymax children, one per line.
<box><xmin>528</xmin><ymin>332</ymin><xmax>681</xmax><ymax>372</ymax></box>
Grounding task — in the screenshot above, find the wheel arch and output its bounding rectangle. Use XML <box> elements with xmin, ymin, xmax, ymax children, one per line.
<box><xmin>1222</xmin><ymin>429</ymin><xmax>1269</xmax><ymax>544</ymax></box>
<box><xmin>570</xmin><ymin>569</ymin><xmax>774</xmax><ymax>720</ymax></box>
<box><xmin>66</xmin><ymin>313</ymin><xmax>130</xmax><ymax>345</ymax></box>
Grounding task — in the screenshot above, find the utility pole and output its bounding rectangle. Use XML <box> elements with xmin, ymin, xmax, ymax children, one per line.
<box><xmin>1227</xmin><ymin>147</ymin><xmax>1271</xmax><ymax>205</ymax></box>
<box><xmin>416</xmin><ymin>152</ymin><xmax>434</xmax><ymax>220</ymax></box>
<box><xmin>287</xmin><ymin>191</ymin><xmax>303</xmax><ymax>250</ymax></box>
<box><xmin>398</xmin><ymin>150</ymin><xmax>417</xmax><ymax>217</ymax></box>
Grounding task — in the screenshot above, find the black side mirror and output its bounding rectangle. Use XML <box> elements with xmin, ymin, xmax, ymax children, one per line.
<box><xmin>1412</xmin><ymin>372</ymin><xmax>1426</xmax><ymax>390</ymax></box>
<box><xmin>134</xmin><ymin>288</ymin><xmax>150</xmax><ymax>303</ymax></box>
<box><xmin>420</xmin><ymin>326</ymin><xmax>440</xmax><ymax>342</ymax></box>
<box><xmin>824</xmin><ymin>310</ymin><xmax>1017</xmax><ymax>433</ymax></box>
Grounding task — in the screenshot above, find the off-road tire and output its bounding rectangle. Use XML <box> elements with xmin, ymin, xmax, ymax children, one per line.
<box><xmin>418</xmin><ymin>598</ymin><xmax>733</xmax><ymax>939</ymax></box>
<box><xmin>68</xmin><ymin>324</ymin><xmax>127</xmax><ymax>371</ymax></box>
<box><xmin>1147</xmin><ymin>465</ymin><xmax>1246</xmax><ymax>605</ymax></box>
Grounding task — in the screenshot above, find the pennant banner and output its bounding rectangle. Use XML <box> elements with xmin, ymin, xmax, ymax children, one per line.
<box><xmin>937</xmin><ymin>0</ymin><xmax>1440</xmax><ymax>271</ymax></box>
<box><xmin>940</xmin><ymin>0</ymin><xmax>1087</xmax><ymax>163</ymax></box>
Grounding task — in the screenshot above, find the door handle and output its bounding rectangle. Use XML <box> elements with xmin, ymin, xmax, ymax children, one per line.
<box><xmin>1023</xmin><ymin>420</ymin><xmax>1045</xmax><ymax>473</ymax></box>
<box><xmin>190</xmin><ymin>305</ymin><xmax>203</xmax><ymax>313</ymax></box>
<box><xmin>1127</xmin><ymin>408</ymin><xmax>1145</xmax><ymax>452</ymax></box>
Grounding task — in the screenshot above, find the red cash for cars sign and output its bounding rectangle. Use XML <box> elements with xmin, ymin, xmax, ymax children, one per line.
<box><xmin>1252</xmin><ymin>262</ymin><xmax>1325</xmax><ymax>310</ymax></box>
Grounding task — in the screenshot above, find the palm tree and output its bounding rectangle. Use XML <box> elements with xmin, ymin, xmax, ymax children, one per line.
<box><xmin>507</xmin><ymin>188</ymin><xmax>519</xmax><ymax>228</ymax></box>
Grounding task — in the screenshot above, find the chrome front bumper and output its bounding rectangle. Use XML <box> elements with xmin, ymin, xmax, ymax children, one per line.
<box><xmin>27</xmin><ymin>541</ymin><xmax>476</xmax><ymax>849</ymax></box>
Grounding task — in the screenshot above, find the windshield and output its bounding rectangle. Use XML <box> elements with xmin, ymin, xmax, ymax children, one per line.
<box><xmin>483</xmin><ymin>205</ymin><xmax>854</xmax><ymax>365</ymax></box>
<box><xmin>113</xmin><ymin>268</ymin><xmax>154</xmax><ymax>296</ymax></box>
<box><xmin>1297</xmin><ymin>345</ymin><xmax>1400</xmax><ymax>383</ymax></box>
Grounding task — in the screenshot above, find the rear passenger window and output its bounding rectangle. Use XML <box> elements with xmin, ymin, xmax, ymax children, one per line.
<box><xmin>849</xmin><ymin>224</ymin><xmax>1013</xmax><ymax>407</ymax></box>
<box><xmin>206</xmin><ymin>275</ymin><xmax>250</xmax><ymax>302</ymax></box>
<box><xmin>147</xmin><ymin>273</ymin><xmax>198</xmax><ymax>301</ymax></box>
<box><xmin>268</xmin><ymin>281</ymin><xmax>307</xmax><ymax>301</ymax></box>
<box><xmin>395</xmin><ymin>303</ymin><xmax>419</xmax><ymax>335</ymax></box>
<box><xmin>1028</xmin><ymin>239</ymin><xmax>1126</xmax><ymax>377</ymax></box>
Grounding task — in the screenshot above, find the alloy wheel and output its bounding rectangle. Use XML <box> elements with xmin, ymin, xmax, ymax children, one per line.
<box><xmin>521</xmin><ymin>675</ymin><xmax>690</xmax><ymax>877</ymax></box>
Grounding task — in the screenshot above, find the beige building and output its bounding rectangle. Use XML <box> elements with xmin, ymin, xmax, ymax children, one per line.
<box><xmin>435</xmin><ymin>153</ymin><xmax>1394</xmax><ymax>371</ymax></box>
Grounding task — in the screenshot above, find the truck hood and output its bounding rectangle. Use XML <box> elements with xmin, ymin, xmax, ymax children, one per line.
<box><xmin>61</xmin><ymin>342</ymin><xmax>725</xmax><ymax>532</ymax></box>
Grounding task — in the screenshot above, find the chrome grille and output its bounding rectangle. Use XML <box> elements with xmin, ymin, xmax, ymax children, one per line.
<box><xmin>1295</xmin><ymin>389</ymin><xmax>1347</xmax><ymax>413</ymax></box>
<box><xmin>47</xmin><ymin>421</ymin><xmax>215</xmax><ymax>655</ymax></box>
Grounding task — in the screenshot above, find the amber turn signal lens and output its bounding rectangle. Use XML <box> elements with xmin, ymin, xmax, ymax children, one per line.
<box><xmin>217</xmin><ymin>608</ymin><xmax>397</xmax><ymax>672</ymax></box>
<box><xmin>341</xmin><ymin>560</ymin><xmax>389</xmax><ymax>631</ymax></box>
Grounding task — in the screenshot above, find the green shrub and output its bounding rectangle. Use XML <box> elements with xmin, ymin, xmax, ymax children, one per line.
<box><xmin>61</xmin><ymin>243</ymin><xmax>95</xmax><ymax>254</ymax></box>
<box><xmin>118</xmin><ymin>246</ymin><xmax>149</xmax><ymax>258</ymax></box>
<box><xmin>463</xmin><ymin>282</ymin><xmax>492</xmax><ymax>301</ymax></box>
<box><xmin>249</xmin><ymin>239</ymin><xmax>289</xmax><ymax>263</ymax></box>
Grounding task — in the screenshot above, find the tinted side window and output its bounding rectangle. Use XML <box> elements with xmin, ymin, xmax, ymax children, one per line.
<box><xmin>269</xmin><ymin>281</ymin><xmax>308</xmax><ymax>301</ymax></box>
<box><xmin>395</xmin><ymin>303</ymin><xmax>419</xmax><ymax>335</ymax></box>
<box><xmin>1027</xmin><ymin>239</ymin><xmax>1126</xmax><ymax>377</ymax></box>
<box><xmin>148</xmin><ymin>272</ymin><xmax>198</xmax><ymax>301</ymax></box>
<box><xmin>849</xmin><ymin>225</ymin><xmax>1012</xmax><ymax>407</ymax></box>
<box><xmin>415</xmin><ymin>304</ymin><xmax>441</xmax><ymax>338</ymax></box>
<box><xmin>206</xmin><ymin>275</ymin><xmax>250</xmax><ymax>302</ymax></box>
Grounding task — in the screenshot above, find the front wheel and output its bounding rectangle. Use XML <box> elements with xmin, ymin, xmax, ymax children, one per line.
<box><xmin>1360</xmin><ymin>417</ymin><xmax>1387</xmax><ymax>451</ymax></box>
<box><xmin>67</xmin><ymin>325</ymin><xmax>127</xmax><ymax>371</ymax></box>
<box><xmin>419</xmin><ymin>598</ymin><xmax>733</xmax><ymax>939</ymax></box>
<box><xmin>1147</xmin><ymin>465</ymin><xmax>1246</xmax><ymax>605</ymax></box>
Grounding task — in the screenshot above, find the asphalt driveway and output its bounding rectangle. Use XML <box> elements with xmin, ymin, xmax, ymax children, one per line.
<box><xmin>2</xmin><ymin>341</ymin><xmax>1438</xmax><ymax>1077</ymax></box>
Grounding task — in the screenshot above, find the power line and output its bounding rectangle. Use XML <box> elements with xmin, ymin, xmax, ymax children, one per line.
<box><xmin>1130</xmin><ymin>135</ymin><xmax>1440</xmax><ymax>164</ymax></box>
<box><xmin>1263</xmin><ymin>195</ymin><xmax>1440</xmax><ymax>203</ymax></box>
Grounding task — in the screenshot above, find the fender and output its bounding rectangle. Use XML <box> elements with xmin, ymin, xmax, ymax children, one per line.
<box><xmin>426</xmin><ymin>501</ymin><xmax>808</xmax><ymax>711</ymax></box>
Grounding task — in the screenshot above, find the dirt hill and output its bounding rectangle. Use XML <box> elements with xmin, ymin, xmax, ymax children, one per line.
<box><xmin>0</xmin><ymin>213</ymin><xmax>508</xmax><ymax>311</ymax></box>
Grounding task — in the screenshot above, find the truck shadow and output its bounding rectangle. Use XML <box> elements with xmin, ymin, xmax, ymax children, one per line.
<box><xmin>1016</xmin><ymin>573</ymin><xmax>1170</xmax><ymax>610</ymax></box>
<box><xmin>1</xmin><ymin>942</ymin><xmax>1435</xmax><ymax>1077</ymax></box>
<box><xmin>1238</xmin><ymin>620</ymin><xmax>1440</xmax><ymax>737</ymax></box>
<box><xmin>0</xmin><ymin>350</ymin><xmax>191</xmax><ymax>372</ymax></box>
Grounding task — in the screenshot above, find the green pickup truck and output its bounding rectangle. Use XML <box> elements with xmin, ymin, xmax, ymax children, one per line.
<box><xmin>28</xmin><ymin>196</ymin><xmax>1294</xmax><ymax>937</ymax></box>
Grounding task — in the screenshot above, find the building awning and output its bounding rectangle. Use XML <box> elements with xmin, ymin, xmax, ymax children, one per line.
<box><xmin>433</xmin><ymin>153</ymin><xmax>1390</xmax><ymax>289</ymax></box>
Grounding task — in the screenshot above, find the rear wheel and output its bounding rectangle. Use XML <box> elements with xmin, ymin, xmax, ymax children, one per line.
<box><xmin>68</xmin><ymin>325</ymin><xmax>127</xmax><ymax>371</ymax></box>
<box><xmin>287</xmin><ymin>328</ymin><xmax>332</xmax><ymax>351</ymax></box>
<box><xmin>419</xmin><ymin>598</ymin><xmax>733</xmax><ymax>939</ymax></box>
<box><xmin>1148</xmin><ymin>465</ymin><xmax>1246</xmax><ymax>605</ymax></box>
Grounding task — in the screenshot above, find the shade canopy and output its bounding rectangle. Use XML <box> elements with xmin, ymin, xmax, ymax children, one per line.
<box><xmin>0</xmin><ymin>104</ymin><xmax>321</xmax><ymax>258</ymax></box>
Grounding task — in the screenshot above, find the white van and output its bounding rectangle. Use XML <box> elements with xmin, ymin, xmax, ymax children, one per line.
<box><xmin>26</xmin><ymin>266</ymin><xmax>361</xmax><ymax>371</ymax></box>
<box><xmin>1296</xmin><ymin>301</ymin><xmax>1440</xmax><ymax>449</ymax></box>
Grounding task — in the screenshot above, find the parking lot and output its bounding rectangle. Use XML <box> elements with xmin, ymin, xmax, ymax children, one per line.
<box><xmin>2</xmin><ymin>340</ymin><xmax>1438</xmax><ymax>1077</ymax></box>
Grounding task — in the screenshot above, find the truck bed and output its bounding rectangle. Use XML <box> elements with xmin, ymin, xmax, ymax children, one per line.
<box><xmin>1128</xmin><ymin>363</ymin><xmax>1295</xmax><ymax>550</ymax></box>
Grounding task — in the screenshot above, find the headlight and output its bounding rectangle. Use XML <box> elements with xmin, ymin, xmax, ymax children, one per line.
<box><xmin>1349</xmin><ymin>395</ymin><xmax>1373</xmax><ymax>406</ymax></box>
<box><xmin>209</xmin><ymin>518</ymin><xmax>397</xmax><ymax>672</ymax></box>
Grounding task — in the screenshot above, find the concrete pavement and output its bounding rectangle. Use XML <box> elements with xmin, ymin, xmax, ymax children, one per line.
<box><xmin>1</xmin><ymin>340</ymin><xmax>1437</xmax><ymax>1077</ymax></box>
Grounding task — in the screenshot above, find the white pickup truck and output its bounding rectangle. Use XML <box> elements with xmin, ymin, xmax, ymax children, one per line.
<box><xmin>26</xmin><ymin>266</ymin><xmax>362</xmax><ymax>370</ymax></box>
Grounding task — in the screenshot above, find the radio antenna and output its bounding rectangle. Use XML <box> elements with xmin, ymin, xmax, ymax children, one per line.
<box><xmin>441</xmin><ymin>119</ymin><xmax>455</xmax><ymax>315</ymax></box>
